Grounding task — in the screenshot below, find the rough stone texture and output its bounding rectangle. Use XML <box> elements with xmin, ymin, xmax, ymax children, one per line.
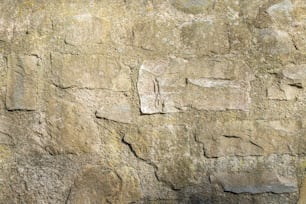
<box><xmin>6</xmin><ymin>54</ymin><xmax>41</xmax><ymax>110</ymax></box>
<box><xmin>138</xmin><ymin>56</ymin><xmax>253</xmax><ymax>114</ymax></box>
<box><xmin>0</xmin><ymin>0</ymin><xmax>305</xmax><ymax>203</ymax></box>
<box><xmin>211</xmin><ymin>171</ymin><xmax>298</xmax><ymax>194</ymax></box>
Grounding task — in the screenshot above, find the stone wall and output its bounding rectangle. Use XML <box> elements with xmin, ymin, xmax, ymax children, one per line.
<box><xmin>0</xmin><ymin>0</ymin><xmax>305</xmax><ymax>203</ymax></box>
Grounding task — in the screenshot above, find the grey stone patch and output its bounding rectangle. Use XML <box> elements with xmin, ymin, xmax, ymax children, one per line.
<box><xmin>171</xmin><ymin>0</ymin><xmax>215</xmax><ymax>14</ymax></box>
<box><xmin>211</xmin><ymin>171</ymin><xmax>298</xmax><ymax>194</ymax></box>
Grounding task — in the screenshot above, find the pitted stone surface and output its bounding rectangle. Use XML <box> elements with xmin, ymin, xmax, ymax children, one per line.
<box><xmin>0</xmin><ymin>0</ymin><xmax>305</xmax><ymax>203</ymax></box>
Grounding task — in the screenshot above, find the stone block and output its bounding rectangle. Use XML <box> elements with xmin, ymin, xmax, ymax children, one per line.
<box><xmin>46</xmin><ymin>95</ymin><xmax>100</xmax><ymax>154</ymax></box>
<box><xmin>181</xmin><ymin>19</ymin><xmax>230</xmax><ymax>55</ymax></box>
<box><xmin>64</xmin><ymin>14</ymin><xmax>109</xmax><ymax>46</ymax></box>
<box><xmin>125</xmin><ymin>124</ymin><xmax>203</xmax><ymax>189</ymax></box>
<box><xmin>196</xmin><ymin>120</ymin><xmax>301</xmax><ymax>157</ymax></box>
<box><xmin>51</xmin><ymin>53</ymin><xmax>131</xmax><ymax>91</ymax></box>
<box><xmin>138</xmin><ymin>57</ymin><xmax>252</xmax><ymax>114</ymax></box>
<box><xmin>171</xmin><ymin>0</ymin><xmax>215</xmax><ymax>14</ymax></box>
<box><xmin>211</xmin><ymin>171</ymin><xmax>298</xmax><ymax>194</ymax></box>
<box><xmin>6</xmin><ymin>54</ymin><xmax>40</xmax><ymax>111</ymax></box>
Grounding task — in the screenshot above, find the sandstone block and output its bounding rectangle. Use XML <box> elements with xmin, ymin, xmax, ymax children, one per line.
<box><xmin>211</xmin><ymin>171</ymin><xmax>298</xmax><ymax>194</ymax></box>
<box><xmin>95</xmin><ymin>93</ymin><xmax>132</xmax><ymax>124</ymax></box>
<box><xmin>196</xmin><ymin>120</ymin><xmax>301</xmax><ymax>157</ymax></box>
<box><xmin>181</xmin><ymin>19</ymin><xmax>230</xmax><ymax>55</ymax></box>
<box><xmin>125</xmin><ymin>125</ymin><xmax>202</xmax><ymax>189</ymax></box>
<box><xmin>64</xmin><ymin>14</ymin><xmax>109</xmax><ymax>46</ymax></box>
<box><xmin>67</xmin><ymin>167</ymin><xmax>121</xmax><ymax>204</ymax></box>
<box><xmin>171</xmin><ymin>0</ymin><xmax>215</xmax><ymax>14</ymax></box>
<box><xmin>267</xmin><ymin>0</ymin><xmax>294</xmax><ymax>25</ymax></box>
<box><xmin>51</xmin><ymin>53</ymin><xmax>131</xmax><ymax>91</ymax></box>
<box><xmin>132</xmin><ymin>19</ymin><xmax>180</xmax><ymax>53</ymax></box>
<box><xmin>6</xmin><ymin>54</ymin><xmax>40</xmax><ymax>111</ymax></box>
<box><xmin>267</xmin><ymin>64</ymin><xmax>306</xmax><ymax>101</ymax></box>
<box><xmin>257</xmin><ymin>29</ymin><xmax>295</xmax><ymax>55</ymax></box>
<box><xmin>46</xmin><ymin>96</ymin><xmax>100</xmax><ymax>154</ymax></box>
<box><xmin>138</xmin><ymin>57</ymin><xmax>252</xmax><ymax>114</ymax></box>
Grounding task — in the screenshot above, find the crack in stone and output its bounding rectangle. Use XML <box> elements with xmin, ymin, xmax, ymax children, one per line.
<box><xmin>121</xmin><ymin>135</ymin><xmax>179</xmax><ymax>191</ymax></box>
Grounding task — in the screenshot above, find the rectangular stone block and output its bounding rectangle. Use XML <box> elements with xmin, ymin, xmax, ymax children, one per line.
<box><xmin>51</xmin><ymin>53</ymin><xmax>131</xmax><ymax>91</ymax></box>
<box><xmin>6</xmin><ymin>54</ymin><xmax>40</xmax><ymax>110</ymax></box>
<box><xmin>211</xmin><ymin>171</ymin><xmax>298</xmax><ymax>194</ymax></box>
<box><xmin>64</xmin><ymin>14</ymin><xmax>109</xmax><ymax>46</ymax></box>
<box><xmin>196</xmin><ymin>119</ymin><xmax>301</xmax><ymax>157</ymax></box>
<box><xmin>138</xmin><ymin>57</ymin><xmax>252</xmax><ymax>114</ymax></box>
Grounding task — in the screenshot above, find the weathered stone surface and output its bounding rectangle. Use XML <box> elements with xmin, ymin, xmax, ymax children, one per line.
<box><xmin>283</xmin><ymin>64</ymin><xmax>306</xmax><ymax>86</ymax></box>
<box><xmin>124</xmin><ymin>124</ymin><xmax>203</xmax><ymax>189</ymax></box>
<box><xmin>267</xmin><ymin>0</ymin><xmax>294</xmax><ymax>25</ymax></box>
<box><xmin>211</xmin><ymin>171</ymin><xmax>298</xmax><ymax>194</ymax></box>
<box><xmin>95</xmin><ymin>93</ymin><xmax>132</xmax><ymax>124</ymax></box>
<box><xmin>267</xmin><ymin>64</ymin><xmax>306</xmax><ymax>101</ymax></box>
<box><xmin>257</xmin><ymin>28</ymin><xmax>296</xmax><ymax>55</ymax></box>
<box><xmin>6</xmin><ymin>54</ymin><xmax>40</xmax><ymax>110</ymax></box>
<box><xmin>51</xmin><ymin>53</ymin><xmax>131</xmax><ymax>91</ymax></box>
<box><xmin>196</xmin><ymin>120</ymin><xmax>301</xmax><ymax>157</ymax></box>
<box><xmin>0</xmin><ymin>1</ymin><xmax>305</xmax><ymax>203</ymax></box>
<box><xmin>46</xmin><ymin>94</ymin><xmax>100</xmax><ymax>154</ymax></box>
<box><xmin>181</xmin><ymin>18</ymin><xmax>230</xmax><ymax>55</ymax></box>
<box><xmin>138</xmin><ymin>57</ymin><xmax>252</xmax><ymax>114</ymax></box>
<box><xmin>64</xmin><ymin>14</ymin><xmax>109</xmax><ymax>46</ymax></box>
<box><xmin>171</xmin><ymin>0</ymin><xmax>215</xmax><ymax>14</ymax></box>
<box><xmin>298</xmin><ymin>177</ymin><xmax>306</xmax><ymax>204</ymax></box>
<box><xmin>132</xmin><ymin>19</ymin><xmax>180</xmax><ymax>53</ymax></box>
<box><xmin>67</xmin><ymin>167</ymin><xmax>121</xmax><ymax>204</ymax></box>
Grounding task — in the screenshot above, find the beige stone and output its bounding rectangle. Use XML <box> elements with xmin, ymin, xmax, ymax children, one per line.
<box><xmin>51</xmin><ymin>53</ymin><xmax>131</xmax><ymax>91</ymax></box>
<box><xmin>6</xmin><ymin>54</ymin><xmax>40</xmax><ymax>111</ymax></box>
<box><xmin>298</xmin><ymin>177</ymin><xmax>306</xmax><ymax>204</ymax></box>
<box><xmin>211</xmin><ymin>170</ymin><xmax>298</xmax><ymax>194</ymax></box>
<box><xmin>197</xmin><ymin>120</ymin><xmax>301</xmax><ymax>157</ymax></box>
<box><xmin>46</xmin><ymin>95</ymin><xmax>100</xmax><ymax>154</ymax></box>
<box><xmin>64</xmin><ymin>14</ymin><xmax>110</xmax><ymax>46</ymax></box>
<box><xmin>138</xmin><ymin>57</ymin><xmax>252</xmax><ymax>114</ymax></box>
<box><xmin>125</xmin><ymin>124</ymin><xmax>203</xmax><ymax>189</ymax></box>
<box><xmin>67</xmin><ymin>167</ymin><xmax>121</xmax><ymax>204</ymax></box>
<box><xmin>180</xmin><ymin>18</ymin><xmax>230</xmax><ymax>55</ymax></box>
<box><xmin>132</xmin><ymin>19</ymin><xmax>180</xmax><ymax>53</ymax></box>
<box><xmin>95</xmin><ymin>93</ymin><xmax>132</xmax><ymax>124</ymax></box>
<box><xmin>171</xmin><ymin>0</ymin><xmax>215</xmax><ymax>14</ymax></box>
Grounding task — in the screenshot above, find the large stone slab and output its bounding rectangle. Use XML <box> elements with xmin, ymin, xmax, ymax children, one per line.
<box><xmin>124</xmin><ymin>124</ymin><xmax>203</xmax><ymax>189</ymax></box>
<box><xmin>46</xmin><ymin>95</ymin><xmax>100</xmax><ymax>154</ymax></box>
<box><xmin>132</xmin><ymin>19</ymin><xmax>180</xmax><ymax>53</ymax></box>
<box><xmin>67</xmin><ymin>167</ymin><xmax>121</xmax><ymax>204</ymax></box>
<box><xmin>211</xmin><ymin>171</ymin><xmax>298</xmax><ymax>194</ymax></box>
<box><xmin>138</xmin><ymin>57</ymin><xmax>252</xmax><ymax>114</ymax></box>
<box><xmin>51</xmin><ymin>53</ymin><xmax>131</xmax><ymax>91</ymax></box>
<box><xmin>196</xmin><ymin>120</ymin><xmax>301</xmax><ymax>157</ymax></box>
<box><xmin>64</xmin><ymin>14</ymin><xmax>109</xmax><ymax>46</ymax></box>
<box><xmin>6</xmin><ymin>54</ymin><xmax>40</xmax><ymax>110</ymax></box>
